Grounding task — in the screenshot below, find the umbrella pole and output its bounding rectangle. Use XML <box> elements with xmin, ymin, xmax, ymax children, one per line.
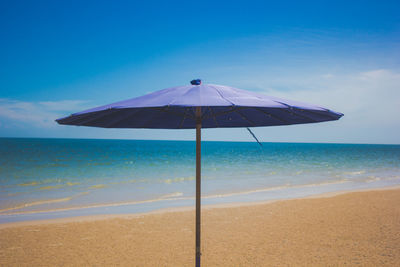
<box><xmin>195</xmin><ymin>107</ymin><xmax>201</xmax><ymax>267</ymax></box>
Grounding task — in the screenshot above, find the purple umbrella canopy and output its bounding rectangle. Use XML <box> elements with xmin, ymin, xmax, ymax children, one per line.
<box><xmin>56</xmin><ymin>82</ymin><xmax>343</xmax><ymax>128</ymax></box>
<box><xmin>56</xmin><ymin>80</ymin><xmax>342</xmax><ymax>267</ymax></box>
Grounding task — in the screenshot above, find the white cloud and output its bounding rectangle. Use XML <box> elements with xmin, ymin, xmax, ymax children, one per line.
<box><xmin>0</xmin><ymin>99</ymin><xmax>89</xmax><ymax>128</ymax></box>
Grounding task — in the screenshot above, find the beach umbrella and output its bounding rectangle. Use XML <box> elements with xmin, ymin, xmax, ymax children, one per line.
<box><xmin>56</xmin><ymin>79</ymin><xmax>343</xmax><ymax>266</ymax></box>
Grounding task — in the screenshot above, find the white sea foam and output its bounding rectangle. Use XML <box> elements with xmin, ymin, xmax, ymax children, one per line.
<box><xmin>343</xmin><ymin>170</ymin><xmax>366</xmax><ymax>176</ymax></box>
<box><xmin>161</xmin><ymin>192</ymin><xmax>184</xmax><ymax>198</ymax></box>
<box><xmin>0</xmin><ymin>192</ymin><xmax>89</xmax><ymax>213</ymax></box>
<box><xmin>2</xmin><ymin>176</ymin><xmax>400</xmax><ymax>218</ymax></box>
<box><xmin>0</xmin><ymin>192</ymin><xmax>188</xmax><ymax>216</ymax></box>
<box><xmin>203</xmin><ymin>179</ymin><xmax>351</xmax><ymax>199</ymax></box>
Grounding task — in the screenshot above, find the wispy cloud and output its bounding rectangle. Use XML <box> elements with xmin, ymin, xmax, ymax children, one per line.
<box><xmin>0</xmin><ymin>99</ymin><xmax>89</xmax><ymax>128</ymax></box>
<box><xmin>261</xmin><ymin>69</ymin><xmax>400</xmax><ymax>122</ymax></box>
<box><xmin>249</xmin><ymin>69</ymin><xmax>400</xmax><ymax>143</ymax></box>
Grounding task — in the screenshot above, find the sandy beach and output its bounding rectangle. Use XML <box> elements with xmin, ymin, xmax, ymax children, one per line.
<box><xmin>1</xmin><ymin>187</ymin><xmax>399</xmax><ymax>266</ymax></box>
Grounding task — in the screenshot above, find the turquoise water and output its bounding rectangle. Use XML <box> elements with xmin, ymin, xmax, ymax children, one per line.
<box><xmin>1</xmin><ymin>138</ymin><xmax>400</xmax><ymax>223</ymax></box>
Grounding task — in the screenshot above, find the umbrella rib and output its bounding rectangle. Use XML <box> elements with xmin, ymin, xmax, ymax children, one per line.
<box><xmin>280</xmin><ymin>107</ymin><xmax>320</xmax><ymax>123</ymax></box>
<box><xmin>273</xmin><ymin>101</ymin><xmax>325</xmax><ymax>122</ymax></box>
<box><xmin>150</xmin><ymin>106</ymin><xmax>195</xmax><ymax>129</ymax></box>
<box><xmin>203</xmin><ymin>106</ymin><xmax>256</xmax><ymax>127</ymax></box>
<box><xmin>253</xmin><ymin>107</ymin><xmax>290</xmax><ymax>124</ymax></box>
<box><xmin>301</xmin><ymin>108</ymin><xmax>342</xmax><ymax>120</ymax></box>
<box><xmin>163</xmin><ymin>107</ymin><xmax>196</xmax><ymax>121</ymax></box>
<box><xmin>71</xmin><ymin>109</ymin><xmax>121</xmax><ymax>126</ymax></box>
<box><xmin>178</xmin><ymin>107</ymin><xmax>190</xmax><ymax>129</ymax></box>
<box><xmin>234</xmin><ymin>108</ymin><xmax>256</xmax><ymax>126</ymax></box>
<box><xmin>102</xmin><ymin>108</ymin><xmax>142</xmax><ymax>128</ymax></box>
<box><xmin>210</xmin><ymin>85</ymin><xmax>235</xmax><ymax>105</ymax></box>
<box><xmin>203</xmin><ymin>106</ymin><xmax>238</xmax><ymax>119</ymax></box>
<box><xmin>138</xmin><ymin>106</ymin><xmax>171</xmax><ymax>128</ymax></box>
<box><xmin>167</xmin><ymin>86</ymin><xmax>196</xmax><ymax>106</ymax></box>
<box><xmin>207</xmin><ymin>106</ymin><xmax>220</xmax><ymax>127</ymax></box>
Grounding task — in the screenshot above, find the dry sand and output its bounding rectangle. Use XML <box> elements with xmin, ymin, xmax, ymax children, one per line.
<box><xmin>1</xmin><ymin>188</ymin><xmax>399</xmax><ymax>266</ymax></box>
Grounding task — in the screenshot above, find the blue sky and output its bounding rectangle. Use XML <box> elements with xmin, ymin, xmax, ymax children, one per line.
<box><xmin>1</xmin><ymin>0</ymin><xmax>399</xmax><ymax>144</ymax></box>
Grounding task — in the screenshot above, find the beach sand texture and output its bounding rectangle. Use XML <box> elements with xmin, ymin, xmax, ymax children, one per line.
<box><xmin>1</xmin><ymin>188</ymin><xmax>399</xmax><ymax>266</ymax></box>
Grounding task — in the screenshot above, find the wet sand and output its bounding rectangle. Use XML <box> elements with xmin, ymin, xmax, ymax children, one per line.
<box><xmin>1</xmin><ymin>188</ymin><xmax>399</xmax><ymax>266</ymax></box>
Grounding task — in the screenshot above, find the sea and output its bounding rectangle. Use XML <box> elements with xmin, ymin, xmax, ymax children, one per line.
<box><xmin>1</xmin><ymin>138</ymin><xmax>399</xmax><ymax>223</ymax></box>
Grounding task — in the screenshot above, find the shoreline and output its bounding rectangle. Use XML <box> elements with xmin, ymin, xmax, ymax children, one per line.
<box><xmin>1</xmin><ymin>176</ymin><xmax>399</xmax><ymax>222</ymax></box>
<box><xmin>1</xmin><ymin>184</ymin><xmax>399</xmax><ymax>229</ymax></box>
<box><xmin>2</xmin><ymin>186</ymin><xmax>399</xmax><ymax>266</ymax></box>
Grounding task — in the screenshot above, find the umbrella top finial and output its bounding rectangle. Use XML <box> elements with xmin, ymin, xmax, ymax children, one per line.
<box><xmin>190</xmin><ymin>79</ymin><xmax>202</xmax><ymax>85</ymax></box>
